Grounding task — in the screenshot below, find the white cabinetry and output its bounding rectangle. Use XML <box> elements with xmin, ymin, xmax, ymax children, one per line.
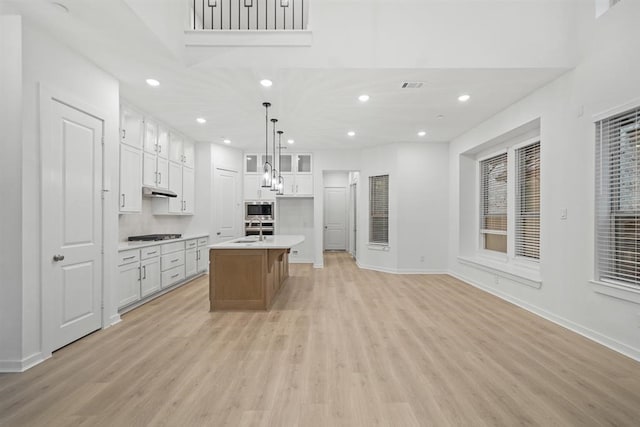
<box><xmin>120</xmin><ymin>107</ymin><xmax>143</xmax><ymax>149</ymax></box>
<box><xmin>154</xmin><ymin>136</ymin><xmax>195</xmax><ymax>215</ymax></box>
<box><xmin>142</xmin><ymin>120</ymin><xmax>169</xmax><ymax>190</ymax></box>
<box><xmin>119</xmin><ymin>144</ymin><xmax>142</xmax><ymax>213</ymax></box>
<box><xmin>277</xmin><ymin>153</ymin><xmax>314</xmax><ymax>197</ymax></box>
<box><xmin>117</xmin><ymin>236</ymin><xmax>208</xmax><ymax>311</ymax></box>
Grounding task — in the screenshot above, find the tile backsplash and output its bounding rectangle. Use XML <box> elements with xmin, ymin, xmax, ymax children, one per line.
<box><xmin>118</xmin><ymin>198</ymin><xmax>194</xmax><ymax>241</ymax></box>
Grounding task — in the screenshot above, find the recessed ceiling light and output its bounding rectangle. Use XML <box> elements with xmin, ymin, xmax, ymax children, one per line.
<box><xmin>458</xmin><ymin>94</ymin><xmax>471</xmax><ymax>102</ymax></box>
<box><xmin>347</xmin><ymin>131</ymin><xmax>356</xmax><ymax>137</ymax></box>
<box><xmin>196</xmin><ymin>117</ymin><xmax>206</xmax><ymax>124</ymax></box>
<box><xmin>247</xmin><ymin>156</ymin><xmax>252</xmax><ymax>160</ymax></box>
<box><xmin>287</xmin><ymin>139</ymin><xmax>295</xmax><ymax>144</ymax></box>
<box><xmin>223</xmin><ymin>139</ymin><xmax>231</xmax><ymax>144</ymax></box>
<box><xmin>146</xmin><ymin>78</ymin><xmax>160</xmax><ymax>87</ymax></box>
<box><xmin>260</xmin><ymin>79</ymin><xmax>273</xmax><ymax>87</ymax></box>
<box><xmin>418</xmin><ymin>131</ymin><xmax>426</xmax><ymax>137</ymax></box>
<box><xmin>358</xmin><ymin>94</ymin><xmax>370</xmax><ymax>102</ymax></box>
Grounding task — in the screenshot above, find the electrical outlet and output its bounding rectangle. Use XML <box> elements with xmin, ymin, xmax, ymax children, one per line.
<box><xmin>560</xmin><ymin>208</ymin><xmax>568</xmax><ymax>220</ymax></box>
<box><xmin>420</xmin><ymin>255</ymin><xmax>425</xmax><ymax>263</ymax></box>
<box><xmin>494</xmin><ymin>275</ymin><xmax>499</xmax><ymax>285</ymax></box>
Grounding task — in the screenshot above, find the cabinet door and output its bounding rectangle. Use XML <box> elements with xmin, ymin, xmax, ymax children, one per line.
<box><xmin>183</xmin><ymin>140</ymin><xmax>195</xmax><ymax>169</ymax></box>
<box><xmin>120</xmin><ymin>107</ymin><xmax>143</xmax><ymax>149</ymax></box>
<box><xmin>280</xmin><ymin>174</ymin><xmax>295</xmax><ymax>196</ymax></box>
<box><xmin>118</xmin><ymin>263</ymin><xmax>140</xmax><ymax>308</ymax></box>
<box><xmin>182</xmin><ymin>167</ymin><xmax>195</xmax><ymax>214</ymax></box>
<box><xmin>244</xmin><ymin>174</ymin><xmax>260</xmax><ymax>200</ymax></box>
<box><xmin>140</xmin><ymin>257</ymin><xmax>161</xmax><ymax>298</ymax></box>
<box><xmin>143</xmin><ymin>120</ymin><xmax>158</xmax><ymax>154</ymax></box>
<box><xmin>296</xmin><ymin>154</ymin><xmax>312</xmax><ymax>174</ymax></box>
<box><xmin>245</xmin><ymin>153</ymin><xmax>258</xmax><ymax>173</ymax></box>
<box><xmin>156</xmin><ymin>157</ymin><xmax>169</xmax><ymax>190</ymax></box>
<box><xmin>279</xmin><ymin>154</ymin><xmax>293</xmax><ymax>173</ymax></box>
<box><xmin>119</xmin><ymin>144</ymin><xmax>142</xmax><ymax>213</ymax></box>
<box><xmin>196</xmin><ymin>248</ymin><xmax>209</xmax><ymax>273</ymax></box>
<box><xmin>295</xmin><ymin>174</ymin><xmax>314</xmax><ymax>196</ymax></box>
<box><xmin>169</xmin><ymin>133</ymin><xmax>183</xmax><ymax>163</ymax></box>
<box><xmin>168</xmin><ymin>162</ymin><xmax>183</xmax><ymax>214</ymax></box>
<box><xmin>185</xmin><ymin>248</ymin><xmax>197</xmax><ymax>277</ymax></box>
<box><xmin>157</xmin><ymin>125</ymin><xmax>169</xmax><ymax>159</ymax></box>
<box><xmin>142</xmin><ymin>151</ymin><xmax>157</xmax><ymax>187</ymax></box>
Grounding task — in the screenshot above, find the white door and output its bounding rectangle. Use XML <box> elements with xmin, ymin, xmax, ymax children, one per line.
<box><xmin>324</xmin><ymin>187</ymin><xmax>347</xmax><ymax>250</ymax></box>
<box><xmin>350</xmin><ymin>182</ymin><xmax>358</xmax><ymax>259</ymax></box>
<box><xmin>214</xmin><ymin>167</ymin><xmax>239</xmax><ymax>243</ymax></box>
<box><xmin>42</xmin><ymin>97</ymin><xmax>103</xmax><ymax>352</ymax></box>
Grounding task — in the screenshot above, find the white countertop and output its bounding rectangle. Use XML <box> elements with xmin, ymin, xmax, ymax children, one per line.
<box><xmin>208</xmin><ymin>235</ymin><xmax>305</xmax><ymax>249</ymax></box>
<box><xmin>118</xmin><ymin>234</ymin><xmax>209</xmax><ymax>251</ymax></box>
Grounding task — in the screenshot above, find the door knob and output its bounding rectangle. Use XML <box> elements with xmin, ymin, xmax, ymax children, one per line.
<box><xmin>53</xmin><ymin>254</ymin><xmax>65</xmax><ymax>262</ymax></box>
<box><xmin>216</xmin><ymin>232</ymin><xmax>221</xmax><ymax>235</ymax></box>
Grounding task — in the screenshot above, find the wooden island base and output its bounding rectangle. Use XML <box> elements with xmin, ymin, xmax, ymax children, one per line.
<box><xmin>209</xmin><ymin>248</ymin><xmax>290</xmax><ymax>311</ymax></box>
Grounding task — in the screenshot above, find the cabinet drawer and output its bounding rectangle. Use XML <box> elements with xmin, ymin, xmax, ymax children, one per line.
<box><xmin>185</xmin><ymin>239</ymin><xmax>198</xmax><ymax>250</ymax></box>
<box><xmin>118</xmin><ymin>249</ymin><xmax>140</xmax><ymax>266</ymax></box>
<box><xmin>141</xmin><ymin>245</ymin><xmax>160</xmax><ymax>260</ymax></box>
<box><xmin>197</xmin><ymin>238</ymin><xmax>208</xmax><ymax>247</ymax></box>
<box><xmin>161</xmin><ymin>265</ymin><xmax>185</xmax><ymax>289</ymax></box>
<box><xmin>161</xmin><ymin>241</ymin><xmax>185</xmax><ymax>254</ymax></box>
<box><xmin>161</xmin><ymin>251</ymin><xmax>185</xmax><ymax>271</ymax></box>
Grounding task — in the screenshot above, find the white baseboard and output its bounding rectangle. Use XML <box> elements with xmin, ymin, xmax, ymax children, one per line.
<box><xmin>290</xmin><ymin>258</ymin><xmax>313</xmax><ymax>264</ymax></box>
<box><xmin>356</xmin><ymin>261</ymin><xmax>446</xmax><ymax>275</ymax></box>
<box><xmin>0</xmin><ymin>352</ymin><xmax>47</xmax><ymax>373</ymax></box>
<box><xmin>313</xmin><ymin>263</ymin><xmax>323</xmax><ymax>268</ymax></box>
<box><xmin>448</xmin><ymin>270</ymin><xmax>640</xmax><ymax>362</ymax></box>
<box><xmin>108</xmin><ymin>314</ymin><xmax>121</xmax><ymax>327</ymax></box>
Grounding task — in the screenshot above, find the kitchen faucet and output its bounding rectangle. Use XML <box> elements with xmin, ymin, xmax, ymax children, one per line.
<box><xmin>248</xmin><ymin>218</ymin><xmax>266</xmax><ymax>241</ymax></box>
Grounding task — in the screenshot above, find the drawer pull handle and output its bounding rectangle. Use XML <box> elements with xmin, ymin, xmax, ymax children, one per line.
<box><xmin>123</xmin><ymin>256</ymin><xmax>136</xmax><ymax>260</ymax></box>
<box><xmin>171</xmin><ymin>258</ymin><xmax>179</xmax><ymax>263</ymax></box>
<box><xmin>171</xmin><ymin>273</ymin><xmax>179</xmax><ymax>278</ymax></box>
<box><xmin>147</xmin><ymin>251</ymin><xmax>157</xmax><ymax>255</ymax></box>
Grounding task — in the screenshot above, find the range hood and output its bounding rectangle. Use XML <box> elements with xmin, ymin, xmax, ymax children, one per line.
<box><xmin>142</xmin><ymin>186</ymin><xmax>178</xmax><ymax>198</ymax></box>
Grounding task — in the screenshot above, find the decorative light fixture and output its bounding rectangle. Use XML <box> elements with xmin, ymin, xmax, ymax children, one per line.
<box><xmin>244</xmin><ymin>0</ymin><xmax>253</xmax><ymax>6</ymax></box>
<box><xmin>458</xmin><ymin>94</ymin><xmax>471</xmax><ymax>102</ymax></box>
<box><xmin>223</xmin><ymin>139</ymin><xmax>231</xmax><ymax>144</ymax></box>
<box><xmin>208</xmin><ymin>0</ymin><xmax>217</xmax><ymax>7</ymax></box>
<box><xmin>261</xmin><ymin>102</ymin><xmax>272</xmax><ymax>188</ymax></box>
<box><xmin>277</xmin><ymin>131</ymin><xmax>285</xmax><ymax>195</ymax></box>
<box><xmin>281</xmin><ymin>0</ymin><xmax>290</xmax><ymax>7</ymax></box>
<box><xmin>260</xmin><ymin>79</ymin><xmax>273</xmax><ymax>87</ymax></box>
<box><xmin>146</xmin><ymin>78</ymin><xmax>160</xmax><ymax>87</ymax></box>
<box><xmin>358</xmin><ymin>94</ymin><xmax>370</xmax><ymax>102</ymax></box>
<box><xmin>287</xmin><ymin>139</ymin><xmax>294</xmax><ymax>144</ymax></box>
<box><xmin>196</xmin><ymin>117</ymin><xmax>206</xmax><ymax>124</ymax></box>
<box><xmin>270</xmin><ymin>118</ymin><xmax>279</xmax><ymax>191</ymax></box>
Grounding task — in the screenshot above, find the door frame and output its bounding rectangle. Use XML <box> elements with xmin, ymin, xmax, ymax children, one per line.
<box><xmin>39</xmin><ymin>84</ymin><xmax>107</xmax><ymax>357</ymax></box>
<box><xmin>212</xmin><ymin>164</ymin><xmax>241</xmax><ymax>243</ymax></box>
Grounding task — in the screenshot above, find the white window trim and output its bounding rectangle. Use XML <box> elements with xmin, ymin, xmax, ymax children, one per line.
<box><xmin>475</xmin><ymin>136</ymin><xmax>541</xmax><ymax>272</ymax></box>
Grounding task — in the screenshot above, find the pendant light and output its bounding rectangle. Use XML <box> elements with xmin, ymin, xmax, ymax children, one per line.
<box><xmin>270</xmin><ymin>118</ymin><xmax>279</xmax><ymax>191</ymax></box>
<box><xmin>260</xmin><ymin>102</ymin><xmax>272</xmax><ymax>188</ymax></box>
<box><xmin>276</xmin><ymin>130</ymin><xmax>285</xmax><ymax>195</ymax></box>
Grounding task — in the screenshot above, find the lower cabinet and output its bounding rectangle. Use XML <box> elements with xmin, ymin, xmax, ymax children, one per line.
<box><xmin>140</xmin><ymin>257</ymin><xmax>161</xmax><ymax>298</ymax></box>
<box><xmin>117</xmin><ymin>236</ymin><xmax>208</xmax><ymax>310</ymax></box>
<box><xmin>118</xmin><ymin>262</ymin><xmax>140</xmax><ymax>308</ymax></box>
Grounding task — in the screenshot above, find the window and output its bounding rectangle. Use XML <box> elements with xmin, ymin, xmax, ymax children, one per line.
<box><xmin>369</xmin><ymin>174</ymin><xmax>389</xmax><ymax>245</ymax></box>
<box><xmin>515</xmin><ymin>142</ymin><xmax>541</xmax><ymax>259</ymax></box>
<box><xmin>479</xmin><ymin>140</ymin><xmax>541</xmax><ymax>259</ymax></box>
<box><xmin>480</xmin><ymin>153</ymin><xmax>508</xmax><ymax>252</ymax></box>
<box><xmin>596</xmin><ymin>106</ymin><xmax>640</xmax><ymax>287</ymax></box>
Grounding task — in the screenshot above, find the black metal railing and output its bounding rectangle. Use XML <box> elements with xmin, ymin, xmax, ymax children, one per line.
<box><xmin>190</xmin><ymin>0</ymin><xmax>308</xmax><ymax>30</ymax></box>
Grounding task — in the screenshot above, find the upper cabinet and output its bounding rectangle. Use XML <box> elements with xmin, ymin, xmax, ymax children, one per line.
<box><xmin>169</xmin><ymin>133</ymin><xmax>183</xmax><ymax>164</ymax></box>
<box><xmin>245</xmin><ymin>153</ymin><xmax>259</xmax><ymax>174</ymax></box>
<box><xmin>296</xmin><ymin>153</ymin><xmax>312</xmax><ymax>174</ymax></box>
<box><xmin>143</xmin><ymin>119</ymin><xmax>158</xmax><ymax>154</ymax></box>
<box><xmin>157</xmin><ymin>126</ymin><xmax>169</xmax><ymax>160</ymax></box>
<box><xmin>120</xmin><ymin>107</ymin><xmax>143</xmax><ymax>149</ymax></box>
<box><xmin>119</xmin><ymin>144</ymin><xmax>142</xmax><ymax>213</ymax></box>
<box><xmin>183</xmin><ymin>140</ymin><xmax>195</xmax><ymax>169</ymax></box>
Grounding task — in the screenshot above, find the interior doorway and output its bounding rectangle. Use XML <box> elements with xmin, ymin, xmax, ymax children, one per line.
<box><xmin>323</xmin><ymin>171</ymin><xmax>359</xmax><ymax>258</ymax></box>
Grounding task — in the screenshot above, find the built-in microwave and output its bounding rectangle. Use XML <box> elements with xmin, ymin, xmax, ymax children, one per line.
<box><xmin>245</xmin><ymin>201</ymin><xmax>274</xmax><ymax>220</ymax></box>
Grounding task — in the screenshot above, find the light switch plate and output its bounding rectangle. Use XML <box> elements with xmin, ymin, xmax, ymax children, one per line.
<box><xmin>560</xmin><ymin>208</ymin><xmax>568</xmax><ymax>220</ymax></box>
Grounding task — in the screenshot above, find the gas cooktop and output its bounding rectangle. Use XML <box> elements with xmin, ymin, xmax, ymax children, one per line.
<box><xmin>128</xmin><ymin>234</ymin><xmax>182</xmax><ymax>242</ymax></box>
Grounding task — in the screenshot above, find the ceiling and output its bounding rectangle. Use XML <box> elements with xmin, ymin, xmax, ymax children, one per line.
<box><xmin>5</xmin><ymin>0</ymin><xmax>569</xmax><ymax>151</ymax></box>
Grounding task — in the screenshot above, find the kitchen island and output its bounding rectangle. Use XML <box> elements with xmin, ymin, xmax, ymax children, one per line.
<box><xmin>208</xmin><ymin>235</ymin><xmax>304</xmax><ymax>311</ymax></box>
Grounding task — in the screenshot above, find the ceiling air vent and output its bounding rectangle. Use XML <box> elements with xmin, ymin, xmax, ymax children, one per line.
<box><xmin>401</xmin><ymin>82</ymin><xmax>424</xmax><ymax>89</ymax></box>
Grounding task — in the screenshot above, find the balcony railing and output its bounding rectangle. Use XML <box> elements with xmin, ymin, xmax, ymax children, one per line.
<box><xmin>190</xmin><ymin>0</ymin><xmax>308</xmax><ymax>30</ymax></box>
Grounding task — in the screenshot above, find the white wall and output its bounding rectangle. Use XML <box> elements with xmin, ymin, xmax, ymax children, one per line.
<box><xmin>0</xmin><ymin>15</ymin><xmax>23</xmax><ymax>369</ymax></box>
<box><xmin>448</xmin><ymin>0</ymin><xmax>640</xmax><ymax>360</ymax></box>
<box><xmin>16</xmin><ymin>21</ymin><xmax>121</xmax><ymax>370</ymax></box>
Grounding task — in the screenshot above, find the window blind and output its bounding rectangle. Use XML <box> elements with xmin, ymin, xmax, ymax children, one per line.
<box><xmin>515</xmin><ymin>142</ymin><xmax>541</xmax><ymax>259</ymax></box>
<box><xmin>369</xmin><ymin>174</ymin><xmax>389</xmax><ymax>244</ymax></box>
<box><xmin>480</xmin><ymin>153</ymin><xmax>508</xmax><ymax>252</ymax></box>
<box><xmin>596</xmin><ymin>106</ymin><xmax>640</xmax><ymax>287</ymax></box>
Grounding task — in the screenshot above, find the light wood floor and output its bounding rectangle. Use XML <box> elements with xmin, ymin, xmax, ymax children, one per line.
<box><xmin>2</xmin><ymin>253</ymin><xmax>640</xmax><ymax>426</ymax></box>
